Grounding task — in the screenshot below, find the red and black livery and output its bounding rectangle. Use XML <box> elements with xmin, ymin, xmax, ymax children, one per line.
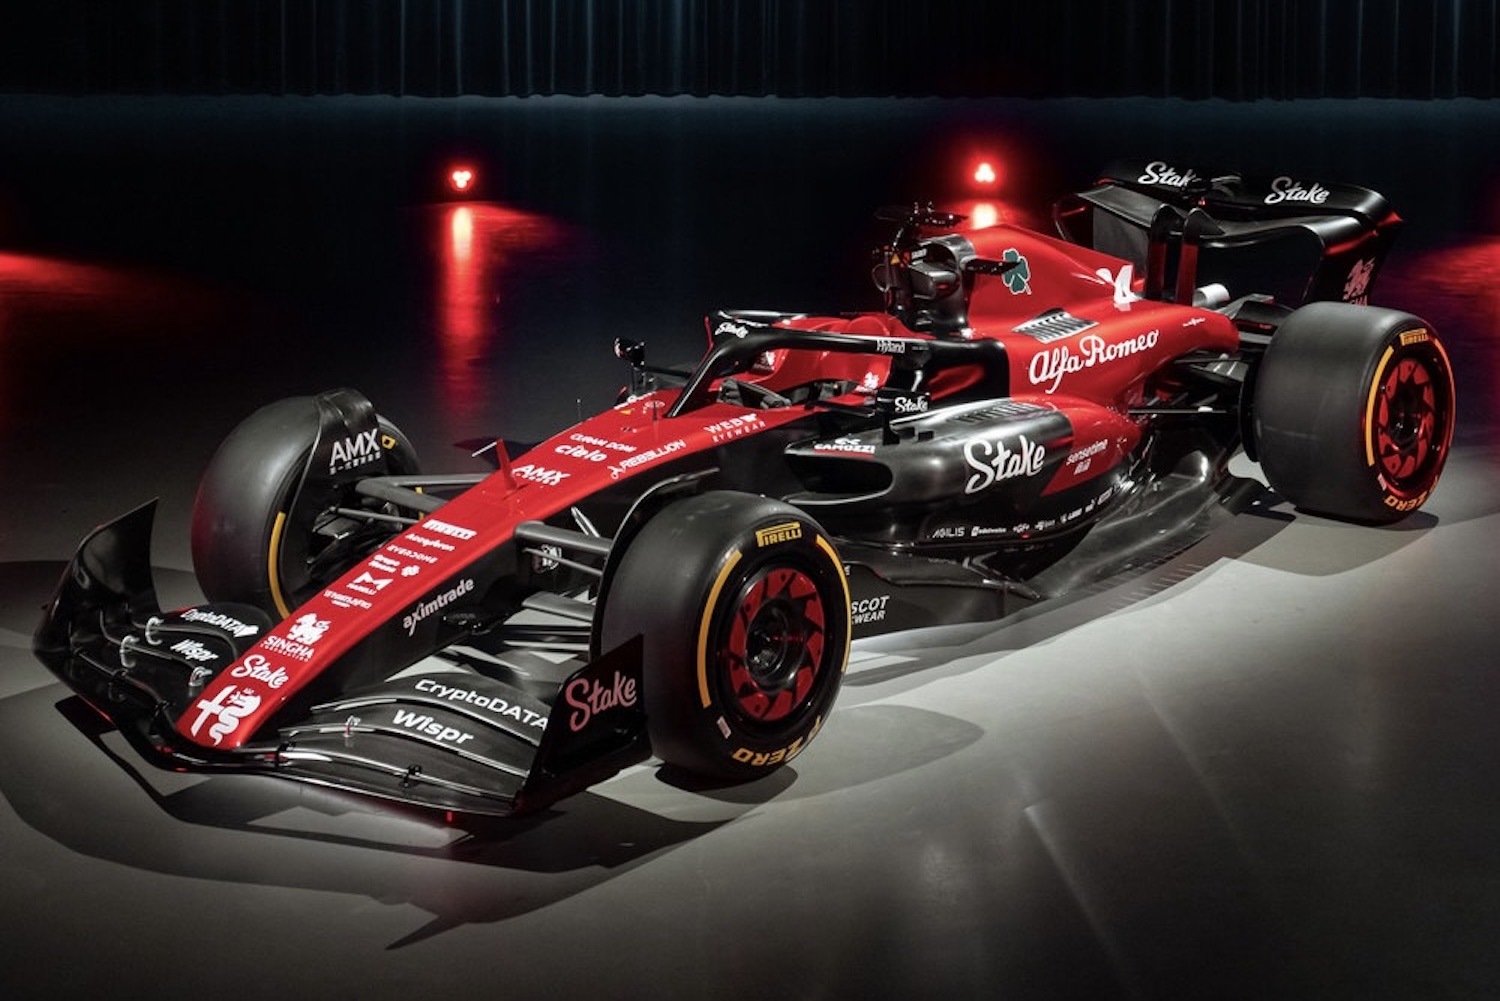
<box><xmin>35</xmin><ymin>162</ymin><xmax>1456</xmax><ymax>815</ymax></box>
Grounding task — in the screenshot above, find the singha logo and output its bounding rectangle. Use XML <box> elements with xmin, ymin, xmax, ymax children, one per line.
<box><xmin>287</xmin><ymin>613</ymin><xmax>330</xmax><ymax>646</ymax></box>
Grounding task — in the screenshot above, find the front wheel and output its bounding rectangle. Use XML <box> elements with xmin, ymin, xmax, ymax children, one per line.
<box><xmin>599</xmin><ymin>491</ymin><xmax>852</xmax><ymax>781</ymax></box>
<box><xmin>191</xmin><ymin>391</ymin><xmax>420</xmax><ymax>618</ymax></box>
<box><xmin>1253</xmin><ymin>301</ymin><xmax>1456</xmax><ymax>523</ymax></box>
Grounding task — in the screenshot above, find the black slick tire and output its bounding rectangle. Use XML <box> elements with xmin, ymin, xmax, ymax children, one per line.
<box><xmin>191</xmin><ymin>396</ymin><xmax>418</xmax><ymax>617</ymax></box>
<box><xmin>1253</xmin><ymin>301</ymin><xmax>1455</xmax><ymax>524</ymax></box>
<box><xmin>599</xmin><ymin>491</ymin><xmax>851</xmax><ymax>781</ymax></box>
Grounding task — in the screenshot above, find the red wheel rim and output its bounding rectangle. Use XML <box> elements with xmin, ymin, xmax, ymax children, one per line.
<box><xmin>721</xmin><ymin>566</ymin><xmax>827</xmax><ymax>724</ymax></box>
<box><xmin>1373</xmin><ymin>352</ymin><xmax>1442</xmax><ymax>491</ymax></box>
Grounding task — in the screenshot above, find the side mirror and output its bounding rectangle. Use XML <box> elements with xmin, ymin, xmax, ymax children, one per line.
<box><xmin>614</xmin><ymin>338</ymin><xmax>646</xmax><ymax>367</ymax></box>
<box><xmin>614</xmin><ymin>338</ymin><xmax>655</xmax><ymax>401</ymax></box>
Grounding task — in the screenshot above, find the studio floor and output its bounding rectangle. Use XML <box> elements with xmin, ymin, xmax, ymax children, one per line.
<box><xmin>1</xmin><ymin>95</ymin><xmax>1498</xmax><ymax>999</ymax></box>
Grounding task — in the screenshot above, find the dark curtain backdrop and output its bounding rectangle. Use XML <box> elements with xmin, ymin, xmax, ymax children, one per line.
<box><xmin>1</xmin><ymin>0</ymin><xmax>1495</xmax><ymax>99</ymax></box>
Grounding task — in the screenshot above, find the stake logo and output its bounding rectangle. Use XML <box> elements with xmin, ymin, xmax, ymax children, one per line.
<box><xmin>230</xmin><ymin>654</ymin><xmax>290</xmax><ymax>690</ymax></box>
<box><xmin>564</xmin><ymin>671</ymin><xmax>639</xmax><ymax>732</ymax></box>
<box><xmin>963</xmin><ymin>434</ymin><xmax>1046</xmax><ymax>494</ymax></box>
<box><xmin>1265</xmin><ymin>175</ymin><xmax>1330</xmax><ymax>205</ymax></box>
<box><xmin>1137</xmin><ymin>161</ymin><xmax>1199</xmax><ymax>188</ymax></box>
<box><xmin>888</xmin><ymin>392</ymin><xmax>930</xmax><ymax>414</ymax></box>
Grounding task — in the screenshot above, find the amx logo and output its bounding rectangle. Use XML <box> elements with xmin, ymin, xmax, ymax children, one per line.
<box><xmin>328</xmin><ymin>429</ymin><xmax>382</xmax><ymax>475</ymax></box>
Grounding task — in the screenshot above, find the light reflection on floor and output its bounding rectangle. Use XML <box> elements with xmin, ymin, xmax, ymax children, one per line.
<box><xmin>0</xmin><ymin>251</ymin><xmax>204</xmax><ymax>323</ymax></box>
<box><xmin>435</xmin><ymin>202</ymin><xmax>566</xmax><ymax>423</ymax></box>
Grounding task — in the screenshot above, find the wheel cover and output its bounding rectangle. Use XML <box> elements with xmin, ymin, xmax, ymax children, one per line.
<box><xmin>721</xmin><ymin>566</ymin><xmax>827</xmax><ymax>724</ymax></box>
<box><xmin>1372</xmin><ymin>352</ymin><xmax>1444</xmax><ymax>492</ymax></box>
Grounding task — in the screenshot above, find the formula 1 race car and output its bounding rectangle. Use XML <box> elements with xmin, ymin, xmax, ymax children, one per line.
<box><xmin>36</xmin><ymin>161</ymin><xmax>1456</xmax><ymax>816</ymax></box>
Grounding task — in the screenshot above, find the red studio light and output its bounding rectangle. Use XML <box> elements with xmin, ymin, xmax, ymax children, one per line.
<box><xmin>447</xmin><ymin>164</ymin><xmax>477</xmax><ymax>195</ymax></box>
<box><xmin>972</xmin><ymin>160</ymin><xmax>999</xmax><ymax>187</ymax></box>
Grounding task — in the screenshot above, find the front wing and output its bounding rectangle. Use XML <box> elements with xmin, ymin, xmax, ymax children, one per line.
<box><xmin>33</xmin><ymin>502</ymin><xmax>650</xmax><ymax>816</ymax></box>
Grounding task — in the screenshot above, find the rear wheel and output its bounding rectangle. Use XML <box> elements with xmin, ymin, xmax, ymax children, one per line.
<box><xmin>191</xmin><ymin>393</ymin><xmax>419</xmax><ymax>617</ymax></box>
<box><xmin>1253</xmin><ymin>302</ymin><xmax>1455</xmax><ymax>523</ymax></box>
<box><xmin>599</xmin><ymin>491</ymin><xmax>851</xmax><ymax>781</ymax></box>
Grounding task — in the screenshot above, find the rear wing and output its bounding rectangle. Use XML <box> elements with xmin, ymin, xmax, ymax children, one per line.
<box><xmin>1054</xmin><ymin>160</ymin><xmax>1402</xmax><ymax>308</ymax></box>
